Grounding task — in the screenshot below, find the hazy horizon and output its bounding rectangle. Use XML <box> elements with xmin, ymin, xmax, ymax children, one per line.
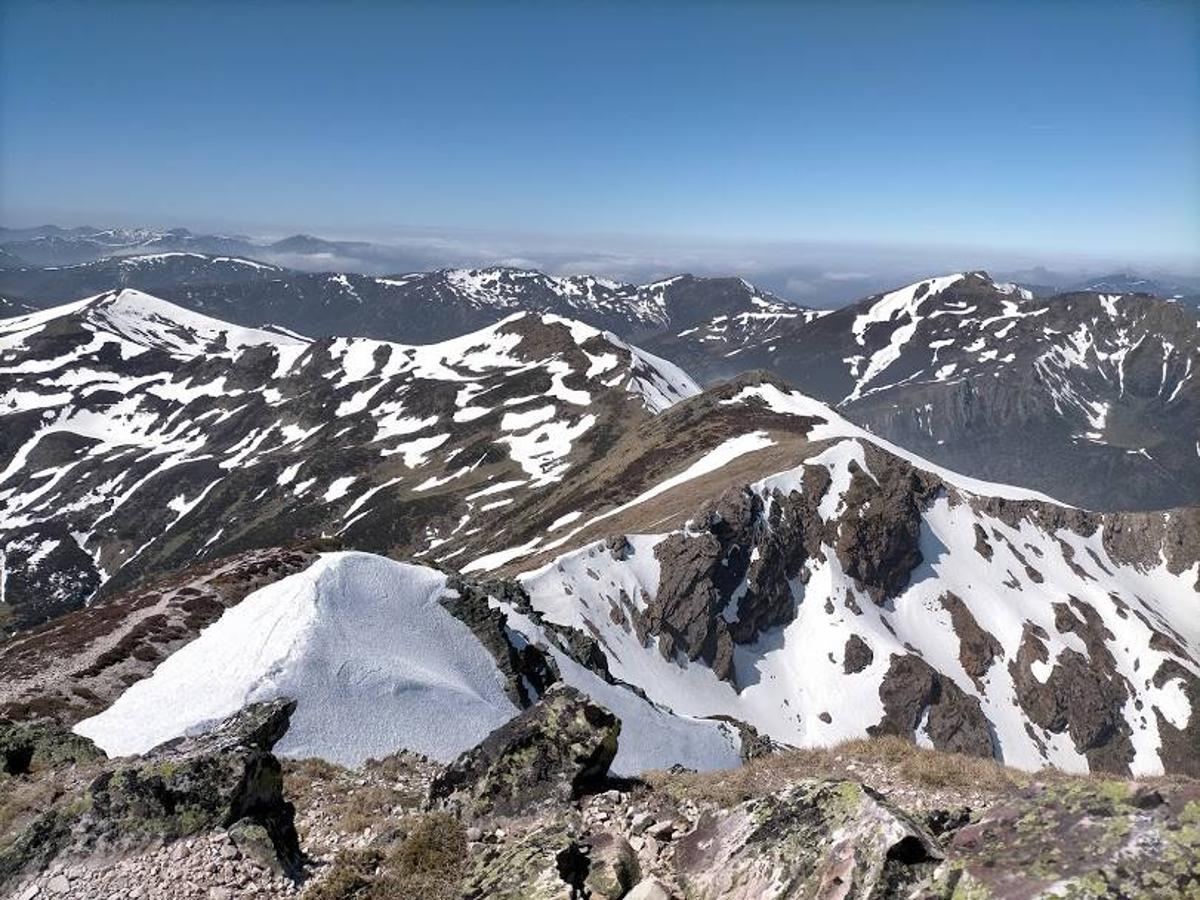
<box><xmin>2</xmin><ymin>0</ymin><xmax>1198</xmax><ymax>286</ymax></box>
<box><xmin>4</xmin><ymin>216</ymin><xmax>1198</xmax><ymax>309</ymax></box>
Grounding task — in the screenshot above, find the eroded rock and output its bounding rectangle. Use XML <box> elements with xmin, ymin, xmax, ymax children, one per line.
<box><xmin>429</xmin><ymin>684</ymin><xmax>620</xmax><ymax>819</ymax></box>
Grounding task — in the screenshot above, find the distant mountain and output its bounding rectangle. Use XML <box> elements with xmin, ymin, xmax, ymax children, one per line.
<box><xmin>0</xmin><ymin>253</ymin><xmax>822</xmax><ymax>360</ymax></box>
<box><xmin>732</xmin><ymin>272</ymin><xmax>1200</xmax><ymax>511</ymax></box>
<box><xmin>1</xmin><ymin>291</ymin><xmax>1197</xmax><ymax>781</ymax></box>
<box><xmin>0</xmin><ymin>226</ymin><xmax>261</xmax><ymax>267</ymax></box>
<box><xmin>1069</xmin><ymin>272</ymin><xmax>1200</xmax><ymax>314</ymax></box>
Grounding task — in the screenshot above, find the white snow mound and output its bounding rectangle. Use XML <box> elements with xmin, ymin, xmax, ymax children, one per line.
<box><xmin>74</xmin><ymin>552</ymin><xmax>519</xmax><ymax>765</ymax></box>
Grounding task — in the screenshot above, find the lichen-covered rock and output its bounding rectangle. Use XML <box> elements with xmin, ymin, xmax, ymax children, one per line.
<box><xmin>936</xmin><ymin>779</ymin><xmax>1200</xmax><ymax>898</ymax></box>
<box><xmin>0</xmin><ymin>719</ymin><xmax>103</xmax><ymax>775</ymax></box>
<box><xmin>673</xmin><ymin>779</ymin><xmax>942</xmax><ymax>899</ymax></box>
<box><xmin>461</xmin><ymin>812</ymin><xmax>586</xmax><ymax>900</ymax></box>
<box><xmin>584</xmin><ymin>830</ymin><xmax>641</xmax><ymax>899</ymax></box>
<box><xmin>429</xmin><ymin>684</ymin><xmax>620</xmax><ymax>819</ymax></box>
<box><xmin>0</xmin><ymin>699</ymin><xmax>301</xmax><ymax>887</ymax></box>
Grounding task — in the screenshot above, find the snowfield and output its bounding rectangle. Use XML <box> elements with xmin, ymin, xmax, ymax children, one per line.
<box><xmin>75</xmin><ymin>551</ymin><xmax>741</xmax><ymax>773</ymax></box>
<box><xmin>74</xmin><ymin>553</ymin><xmax>520</xmax><ymax>765</ymax></box>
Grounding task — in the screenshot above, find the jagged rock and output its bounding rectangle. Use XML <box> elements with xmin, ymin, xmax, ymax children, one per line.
<box><xmin>584</xmin><ymin>831</ymin><xmax>640</xmax><ymax>899</ymax></box>
<box><xmin>647</xmin><ymin>487</ymin><xmax>804</xmax><ymax>685</ymax></box>
<box><xmin>938</xmin><ymin>592</ymin><xmax>1003</xmax><ymax>690</ymax></box>
<box><xmin>1008</xmin><ymin>621</ymin><xmax>1134</xmax><ymax>773</ymax></box>
<box><xmin>842</xmin><ymin>635</ymin><xmax>874</xmax><ymax>674</ymax></box>
<box><xmin>674</xmin><ymin>779</ymin><xmax>942</xmax><ymax>899</ymax></box>
<box><xmin>833</xmin><ymin>449</ymin><xmax>940</xmax><ymax>603</ymax></box>
<box><xmin>0</xmin><ymin>700</ymin><xmax>301</xmax><ymax>887</ymax></box>
<box><xmin>870</xmin><ymin>655</ymin><xmax>994</xmax><ymax>758</ymax></box>
<box><xmin>442</xmin><ymin>576</ymin><xmax>560</xmax><ymax>706</ymax></box>
<box><xmin>1153</xmin><ymin>659</ymin><xmax>1200</xmax><ymax>777</ymax></box>
<box><xmin>429</xmin><ymin>684</ymin><xmax>620</xmax><ymax>819</ymax></box>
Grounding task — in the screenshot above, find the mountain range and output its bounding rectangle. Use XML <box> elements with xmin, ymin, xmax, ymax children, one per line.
<box><xmin>1</xmin><ymin>279</ymin><xmax>1198</xmax><ymax>899</ymax></box>
<box><xmin>3</xmin><ymin>251</ymin><xmax>1197</xmax><ymax>510</ymax></box>
<box><xmin>1</xmin><ymin>288</ymin><xmax>1196</xmax><ymax>784</ymax></box>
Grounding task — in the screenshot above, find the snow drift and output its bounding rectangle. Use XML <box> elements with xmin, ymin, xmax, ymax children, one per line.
<box><xmin>75</xmin><ymin>551</ymin><xmax>741</xmax><ymax>773</ymax></box>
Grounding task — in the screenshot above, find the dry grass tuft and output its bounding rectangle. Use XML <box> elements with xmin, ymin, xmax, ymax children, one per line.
<box><xmin>301</xmin><ymin>813</ymin><xmax>466</xmax><ymax>900</ymax></box>
<box><xmin>646</xmin><ymin>735</ymin><xmax>1026</xmax><ymax>808</ymax></box>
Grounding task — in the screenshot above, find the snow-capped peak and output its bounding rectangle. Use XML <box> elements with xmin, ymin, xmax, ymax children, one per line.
<box><xmin>0</xmin><ymin>289</ymin><xmax>308</xmax><ymax>361</ymax></box>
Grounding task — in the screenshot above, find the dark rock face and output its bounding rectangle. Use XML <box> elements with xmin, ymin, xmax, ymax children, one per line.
<box><xmin>645</xmin><ymin>487</ymin><xmax>815</xmax><ymax>686</ymax></box>
<box><xmin>441</xmin><ymin>577</ymin><xmax>560</xmax><ymax>708</ymax></box>
<box><xmin>1009</xmin><ymin>623</ymin><xmax>1134</xmax><ymax>774</ymax></box>
<box><xmin>1152</xmin><ymin>660</ymin><xmax>1200</xmax><ymax>778</ymax></box>
<box><xmin>834</xmin><ymin>449</ymin><xmax>941</xmax><ymax>604</ymax></box>
<box><xmin>843</xmin><ymin>635</ymin><xmax>874</xmax><ymax>674</ymax></box>
<box><xmin>0</xmin><ymin>700</ymin><xmax>302</xmax><ymax>886</ymax></box>
<box><xmin>870</xmin><ymin>654</ymin><xmax>995</xmax><ymax>759</ymax></box>
<box><xmin>939</xmin><ymin>592</ymin><xmax>1003</xmax><ymax>690</ymax></box>
<box><xmin>429</xmin><ymin>685</ymin><xmax>620</xmax><ymax>819</ymax></box>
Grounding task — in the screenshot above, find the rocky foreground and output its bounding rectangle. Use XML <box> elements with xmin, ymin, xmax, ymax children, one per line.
<box><xmin>2</xmin><ymin>687</ymin><xmax>1198</xmax><ymax>900</ymax></box>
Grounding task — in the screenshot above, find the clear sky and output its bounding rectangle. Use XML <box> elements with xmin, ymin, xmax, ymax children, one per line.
<box><xmin>2</xmin><ymin>0</ymin><xmax>1198</xmax><ymax>268</ymax></box>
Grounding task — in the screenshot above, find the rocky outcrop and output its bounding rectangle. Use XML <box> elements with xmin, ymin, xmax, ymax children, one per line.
<box><xmin>429</xmin><ymin>684</ymin><xmax>620</xmax><ymax>819</ymax></box>
<box><xmin>1153</xmin><ymin>659</ymin><xmax>1200</xmax><ymax>778</ymax></box>
<box><xmin>843</xmin><ymin>635</ymin><xmax>874</xmax><ymax>674</ymax></box>
<box><xmin>1008</xmin><ymin>619</ymin><xmax>1135</xmax><ymax>774</ymax></box>
<box><xmin>869</xmin><ymin>655</ymin><xmax>995</xmax><ymax>758</ymax></box>
<box><xmin>673</xmin><ymin>780</ymin><xmax>942</xmax><ymax>899</ymax></box>
<box><xmin>834</xmin><ymin>448</ymin><xmax>940</xmax><ymax>604</ymax></box>
<box><xmin>0</xmin><ymin>700</ymin><xmax>302</xmax><ymax>887</ymax></box>
<box><xmin>0</xmin><ymin>719</ymin><xmax>103</xmax><ymax>776</ymax></box>
<box><xmin>646</xmin><ymin>487</ymin><xmax>813</xmax><ymax>685</ymax></box>
<box><xmin>938</xmin><ymin>592</ymin><xmax>1003</xmax><ymax>690</ymax></box>
<box><xmin>442</xmin><ymin>576</ymin><xmax>560</xmax><ymax>707</ymax></box>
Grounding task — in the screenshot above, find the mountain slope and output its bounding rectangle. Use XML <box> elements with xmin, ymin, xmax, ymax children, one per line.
<box><xmin>0</xmin><ymin>290</ymin><xmax>697</xmax><ymax>630</ymax></box>
<box><xmin>455</xmin><ymin>376</ymin><xmax>1199</xmax><ymax>776</ymax></box>
<box><xmin>733</xmin><ymin>272</ymin><xmax>1200</xmax><ymax>510</ymax></box>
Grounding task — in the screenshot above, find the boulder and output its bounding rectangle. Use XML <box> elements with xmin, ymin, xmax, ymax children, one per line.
<box><xmin>429</xmin><ymin>684</ymin><xmax>620</xmax><ymax>819</ymax></box>
<box><xmin>0</xmin><ymin>699</ymin><xmax>301</xmax><ymax>887</ymax></box>
<box><xmin>584</xmin><ymin>831</ymin><xmax>641</xmax><ymax>899</ymax></box>
<box><xmin>626</xmin><ymin>880</ymin><xmax>673</xmax><ymax>900</ymax></box>
<box><xmin>674</xmin><ymin>780</ymin><xmax>942</xmax><ymax>899</ymax></box>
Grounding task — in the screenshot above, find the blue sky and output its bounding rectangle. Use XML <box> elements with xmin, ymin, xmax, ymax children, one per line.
<box><xmin>2</xmin><ymin>0</ymin><xmax>1198</xmax><ymax>270</ymax></box>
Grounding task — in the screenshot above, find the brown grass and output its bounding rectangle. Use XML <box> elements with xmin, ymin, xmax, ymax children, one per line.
<box><xmin>301</xmin><ymin>814</ymin><xmax>466</xmax><ymax>900</ymax></box>
<box><xmin>0</xmin><ymin>775</ymin><xmax>65</xmax><ymax>841</ymax></box>
<box><xmin>645</xmin><ymin>735</ymin><xmax>1027</xmax><ymax>808</ymax></box>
